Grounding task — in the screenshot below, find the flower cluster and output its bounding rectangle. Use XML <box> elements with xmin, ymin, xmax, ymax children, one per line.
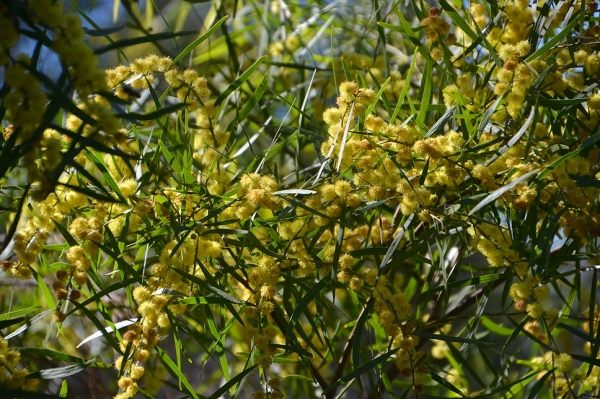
<box><xmin>4</xmin><ymin>0</ymin><xmax>600</xmax><ymax>397</ymax></box>
<box><xmin>0</xmin><ymin>336</ymin><xmax>38</xmax><ymax>391</ymax></box>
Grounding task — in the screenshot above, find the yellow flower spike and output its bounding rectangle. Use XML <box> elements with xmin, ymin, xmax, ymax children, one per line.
<box><xmin>555</xmin><ymin>353</ymin><xmax>573</xmax><ymax>373</ymax></box>
<box><xmin>585</xmin><ymin>54</ymin><xmax>600</xmax><ymax>75</ymax></box>
<box><xmin>129</xmin><ymin>365</ymin><xmax>145</xmax><ymax>379</ymax></box>
<box><xmin>587</xmin><ymin>94</ymin><xmax>600</xmax><ymax>110</ymax></box>
<box><xmin>339</xmin><ymin>81</ymin><xmax>359</xmax><ymax>102</ymax></box>
<box><xmin>526</xmin><ymin>302</ymin><xmax>544</xmax><ymax>318</ymax></box>
<box><xmin>257</xmin><ymin>354</ymin><xmax>273</xmax><ymax>369</ymax></box>
<box><xmin>334</xmin><ymin>180</ymin><xmax>352</xmax><ymax>199</ymax></box>
<box><xmin>348</xmin><ymin>277</ymin><xmax>364</xmax><ymax>291</ymax></box>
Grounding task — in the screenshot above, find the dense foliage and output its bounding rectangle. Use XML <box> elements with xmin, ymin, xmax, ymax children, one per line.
<box><xmin>1</xmin><ymin>0</ymin><xmax>600</xmax><ymax>398</ymax></box>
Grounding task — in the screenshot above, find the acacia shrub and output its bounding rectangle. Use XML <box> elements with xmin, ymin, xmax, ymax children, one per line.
<box><xmin>1</xmin><ymin>0</ymin><xmax>599</xmax><ymax>398</ymax></box>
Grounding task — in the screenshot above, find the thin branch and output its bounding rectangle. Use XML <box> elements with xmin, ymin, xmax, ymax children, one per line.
<box><xmin>331</xmin><ymin>296</ymin><xmax>374</xmax><ymax>383</ymax></box>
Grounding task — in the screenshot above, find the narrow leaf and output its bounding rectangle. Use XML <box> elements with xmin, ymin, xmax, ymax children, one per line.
<box><xmin>171</xmin><ymin>15</ymin><xmax>229</xmax><ymax>66</ymax></box>
<box><xmin>0</xmin><ymin>317</ymin><xmax>25</xmax><ymax>329</ymax></box>
<box><xmin>156</xmin><ymin>347</ymin><xmax>201</xmax><ymax>399</ymax></box>
<box><xmin>215</xmin><ymin>56</ymin><xmax>267</xmax><ymax>107</ymax></box>
<box><xmin>5</xmin><ymin>310</ymin><xmax>54</xmax><ymax>340</ymax></box>
<box><xmin>27</xmin><ymin>359</ymin><xmax>95</xmax><ymax>379</ymax></box>
<box><xmin>95</xmin><ymin>31</ymin><xmax>197</xmax><ymax>54</ymax></box>
<box><xmin>171</xmin><ymin>268</ymin><xmax>250</xmax><ymax>306</ymax></box>
<box><xmin>286</xmin><ymin>277</ymin><xmax>330</xmax><ymax>344</ymax></box>
<box><xmin>486</xmin><ymin>107</ymin><xmax>535</xmax><ymax>166</ymax></box>
<box><xmin>273</xmin><ymin>189</ymin><xmax>317</xmax><ymax>195</ymax></box>
<box><xmin>269</xmin><ymin>344</ymin><xmax>313</xmax><ymax>358</ymax></box>
<box><xmin>77</xmin><ymin>319</ymin><xmax>138</xmax><ymax>348</ymax></box>
<box><xmin>558</xmin><ymin>322</ymin><xmax>600</xmax><ymax>346</ymax></box>
<box><xmin>425</xmin><ymin>105</ymin><xmax>456</xmax><ymax>138</ymax></box>
<box><xmin>322</xmin><ymin>351</ymin><xmax>394</xmax><ymax>395</ymax></box>
<box><xmin>207</xmin><ymin>365</ymin><xmax>257</xmax><ymax>399</ymax></box>
<box><xmin>468</xmin><ymin>169</ymin><xmax>539</xmax><ymax>216</ymax></box>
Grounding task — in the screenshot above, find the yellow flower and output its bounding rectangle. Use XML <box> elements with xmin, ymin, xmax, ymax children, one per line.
<box><xmin>555</xmin><ymin>353</ymin><xmax>573</xmax><ymax>373</ymax></box>
<box><xmin>526</xmin><ymin>302</ymin><xmax>544</xmax><ymax>318</ymax></box>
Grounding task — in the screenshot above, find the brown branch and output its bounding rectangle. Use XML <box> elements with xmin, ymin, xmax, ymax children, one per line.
<box><xmin>331</xmin><ymin>296</ymin><xmax>374</xmax><ymax>384</ymax></box>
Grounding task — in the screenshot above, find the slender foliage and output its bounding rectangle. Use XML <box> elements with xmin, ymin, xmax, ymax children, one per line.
<box><xmin>1</xmin><ymin>0</ymin><xmax>600</xmax><ymax>398</ymax></box>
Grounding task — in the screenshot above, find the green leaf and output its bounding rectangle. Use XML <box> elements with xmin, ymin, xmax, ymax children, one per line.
<box><xmin>94</xmin><ymin>31</ymin><xmax>197</xmax><ymax>54</ymax></box>
<box><xmin>478</xmin><ymin>95</ymin><xmax>505</xmax><ymax>137</ymax></box>
<box><xmin>175</xmin><ymin>296</ymin><xmax>242</xmax><ymax>306</ymax></box>
<box><xmin>534</xmin><ymin>151</ymin><xmax>580</xmax><ymax>182</ymax></box>
<box><xmin>413</xmin><ymin>332</ymin><xmax>494</xmax><ymax>346</ymax></box>
<box><xmin>171</xmin><ymin>15</ymin><xmax>229</xmax><ymax>66</ymax></box>
<box><xmin>417</xmin><ymin>57</ymin><xmax>433</xmax><ymax>127</ymax></box>
<box><xmin>5</xmin><ymin>310</ymin><xmax>54</xmax><ymax>340</ymax></box>
<box><xmin>0</xmin><ymin>317</ymin><xmax>25</xmax><ymax>329</ymax></box>
<box><xmin>468</xmin><ymin>169</ymin><xmax>540</xmax><ymax>216</ymax></box>
<box><xmin>27</xmin><ymin>359</ymin><xmax>95</xmax><ymax>379</ymax></box>
<box><xmin>51</xmin><ymin>219</ymin><xmax>78</xmax><ymax>247</ymax></box>
<box><xmin>59</xmin><ymin>380</ymin><xmax>68</xmax><ymax>397</ymax></box>
<box><xmin>392</xmin><ymin>54</ymin><xmax>417</xmax><ymax>122</ymax></box>
<box><xmin>420</xmin><ymin>274</ymin><xmax>503</xmax><ymax>295</ymax></box>
<box><xmin>425</xmin><ymin>105</ymin><xmax>456</xmax><ymax>138</ymax></box>
<box><xmin>577</xmin><ymin>131</ymin><xmax>600</xmax><ymax>152</ymax></box>
<box><xmin>215</xmin><ymin>55</ymin><xmax>267</xmax><ymax>107</ymax></box>
<box><xmin>83</xmin><ymin>151</ymin><xmax>127</xmax><ymax>202</ymax></box>
<box><xmin>365</xmin><ymin>76</ymin><xmax>392</xmax><ymax>116</ymax></box>
<box><xmin>419</xmin><ymin>157</ymin><xmax>430</xmax><ymax>186</ymax></box>
<box><xmin>569</xmin><ymin>174</ymin><xmax>600</xmax><ymax>188</ymax></box>
<box><xmin>525</xmin><ymin>13</ymin><xmax>583</xmax><ymax>62</ymax></box>
<box><xmin>84</xmin><ymin>25</ymin><xmax>125</xmax><ymax>37</ymax></box>
<box><xmin>16</xmin><ymin>348</ymin><xmax>110</xmax><ymax>367</ymax></box>
<box><xmin>269</xmin><ymin>343</ymin><xmax>313</xmax><ymax>358</ymax></box>
<box><xmin>170</xmin><ymin>268</ymin><xmax>250</xmax><ymax>306</ymax></box>
<box><xmin>0</xmin><ymin>184</ymin><xmax>29</xmax><ymax>254</ymax></box>
<box><xmin>486</xmin><ymin>107</ymin><xmax>535</xmax><ymax>166</ymax></box>
<box><xmin>67</xmin><ymin>277</ymin><xmax>142</xmax><ymax>318</ymax></box>
<box><xmin>481</xmin><ymin>316</ymin><xmax>514</xmax><ymax>336</ymax></box>
<box><xmin>116</xmin><ymin>103</ymin><xmax>186</xmax><ymax>122</ymax></box>
<box><xmin>501</xmin><ymin>370</ymin><xmax>539</xmax><ymax>399</ymax></box>
<box><xmin>571</xmin><ymin>353</ymin><xmax>600</xmax><ymax>367</ymax></box>
<box><xmin>340</xmin><ymin>57</ymin><xmax>352</xmax><ymax>81</ymax></box>
<box><xmin>537</xmin><ymin>98</ymin><xmax>588</xmax><ymax>107</ymax></box>
<box><xmin>430</xmin><ymin>371</ymin><xmax>466</xmax><ymax>397</ymax></box>
<box><xmin>527</xmin><ymin>371</ymin><xmax>552</xmax><ymax>399</ymax></box>
<box><xmin>438</xmin><ymin>0</ymin><xmax>479</xmax><ymax>41</ymax></box>
<box><xmin>558</xmin><ymin>322</ymin><xmax>600</xmax><ymax>346</ymax></box>
<box><xmin>286</xmin><ymin>277</ymin><xmax>330</xmax><ymax>344</ymax></box>
<box><xmin>233</xmin><ymin>75</ymin><xmax>267</xmax><ymax>126</ymax></box>
<box><xmin>352</xmin><ymin>300</ymin><xmax>373</xmax><ymax>387</ymax></box>
<box><xmin>0</xmin><ymin>307</ymin><xmax>40</xmax><ymax>320</ymax></box>
<box><xmin>156</xmin><ymin>347</ymin><xmax>202</xmax><ymax>399</ymax></box>
<box><xmin>322</xmin><ymin>350</ymin><xmax>394</xmax><ymax>395</ymax></box>
<box><xmin>380</xmin><ymin>214</ymin><xmax>414</xmax><ymax>270</ymax></box>
<box><xmin>207</xmin><ymin>365</ymin><xmax>257</xmax><ymax>399</ymax></box>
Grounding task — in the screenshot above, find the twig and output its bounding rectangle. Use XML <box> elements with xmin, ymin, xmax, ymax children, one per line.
<box><xmin>331</xmin><ymin>296</ymin><xmax>374</xmax><ymax>383</ymax></box>
<box><xmin>121</xmin><ymin>0</ymin><xmax>173</xmax><ymax>57</ymax></box>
